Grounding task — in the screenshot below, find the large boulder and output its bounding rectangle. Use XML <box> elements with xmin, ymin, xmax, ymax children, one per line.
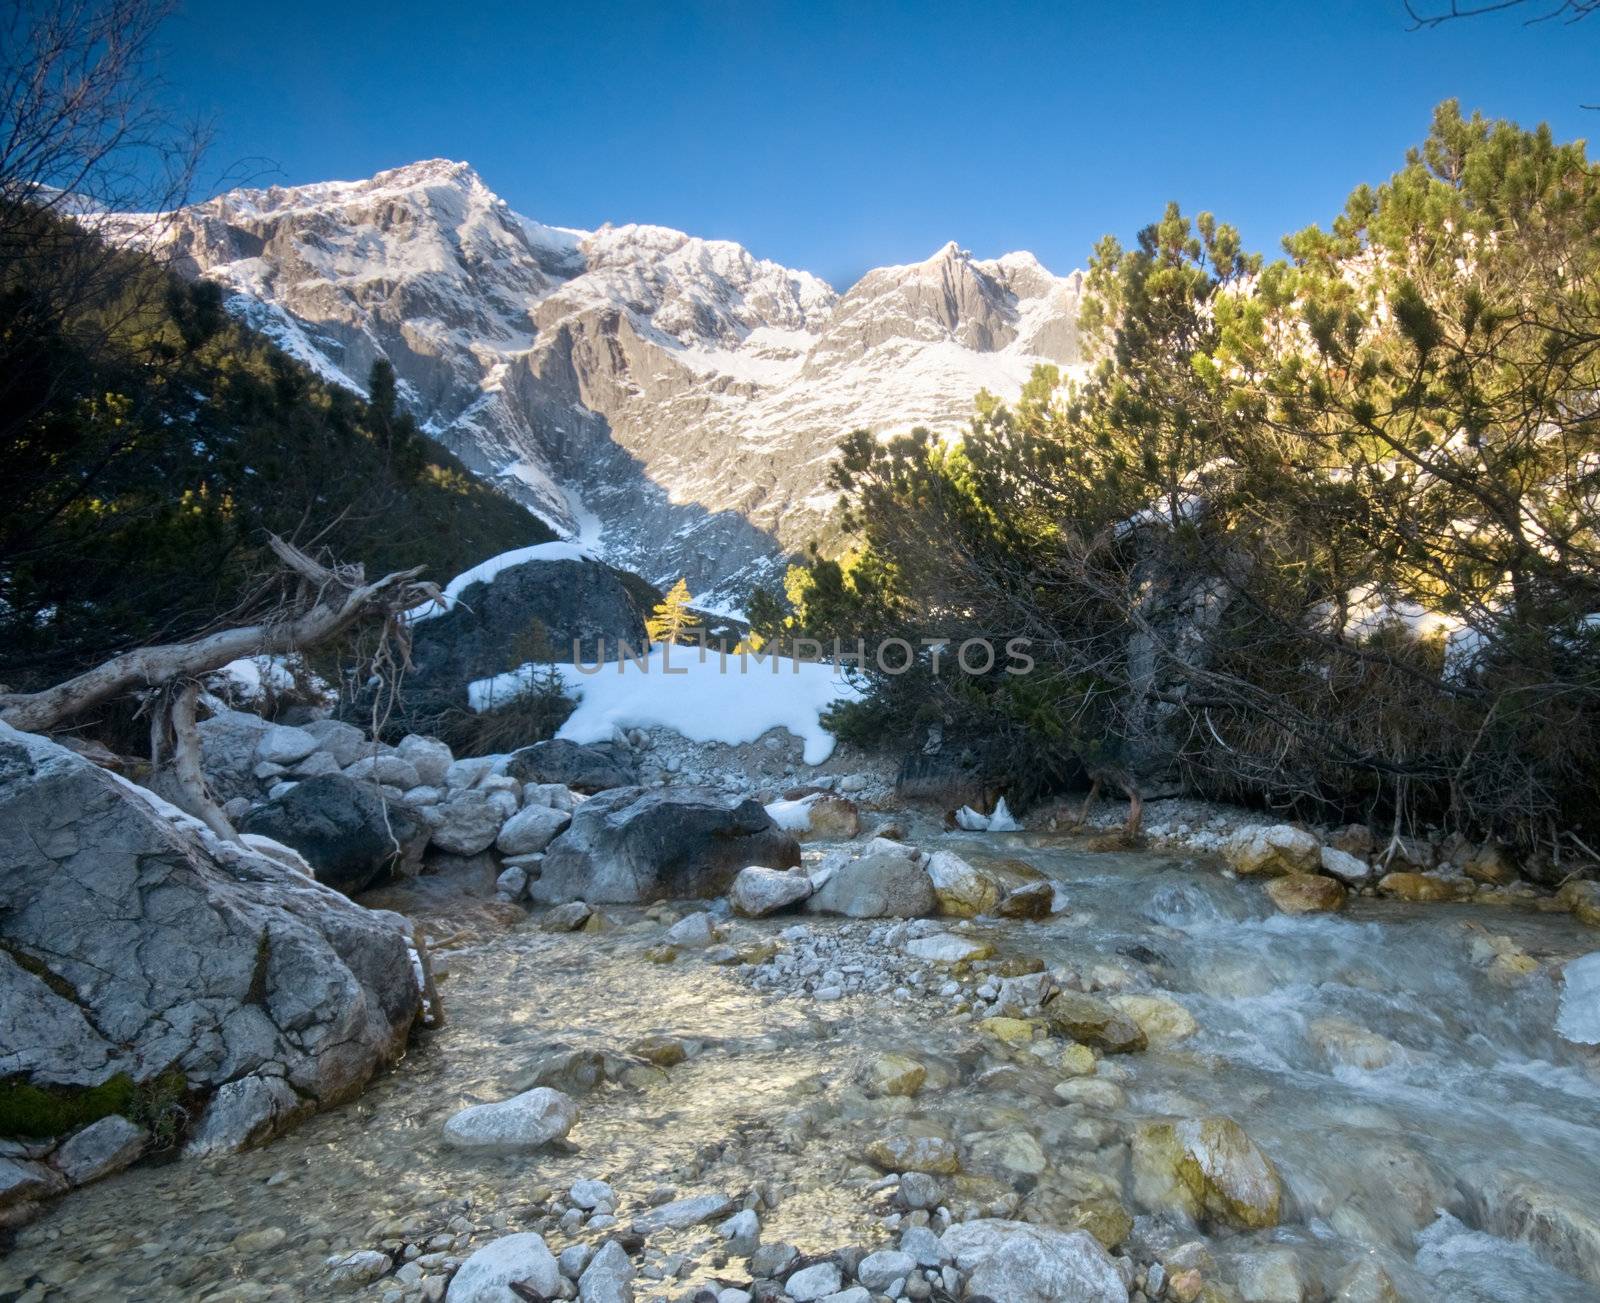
<box><xmin>0</xmin><ymin>724</ymin><xmax>418</xmax><ymax>1159</ymax></box>
<box><xmin>407</xmin><ymin>555</ymin><xmax>650</xmax><ymax>702</ymax></box>
<box><xmin>940</xmin><ymin>1219</ymin><xmax>1127</xmax><ymax>1303</ymax></box>
<box><xmin>530</xmin><ymin>786</ymin><xmax>800</xmax><ymax>904</ymax></box>
<box><xmin>504</xmin><ymin>739</ymin><xmax>639</xmax><ymax>793</ymax></box>
<box><xmin>806</xmin><ymin>840</ymin><xmax>936</xmax><ymax>918</ymax></box>
<box><xmin>240</xmin><ymin>774</ymin><xmax>425</xmax><ymax>895</ymax></box>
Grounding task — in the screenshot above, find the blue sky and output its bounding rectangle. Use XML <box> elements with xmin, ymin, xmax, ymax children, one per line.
<box><xmin>160</xmin><ymin>0</ymin><xmax>1598</xmax><ymax>288</ymax></box>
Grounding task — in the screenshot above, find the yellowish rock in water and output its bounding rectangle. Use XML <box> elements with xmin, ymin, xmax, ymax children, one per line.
<box><xmin>1166</xmin><ymin>1269</ymin><xmax>1205</xmax><ymax>1303</ymax></box>
<box><xmin>643</xmin><ymin>944</ymin><xmax>677</xmax><ymax>964</ymax></box>
<box><xmin>1065</xmin><ymin>1196</ymin><xmax>1134</xmax><ymax>1250</ymax></box>
<box><xmin>1265</xmin><ymin>873</ymin><xmax>1347</xmax><ymax>914</ymax></box>
<box><xmin>865</xmin><ymin>1129</ymin><xmax>962</xmax><ymax>1175</ymax></box>
<box><xmin>1131</xmin><ymin>1116</ymin><xmax>1283</xmax><ymax>1231</ymax></box>
<box><xmin>1378</xmin><ymin>871</ymin><xmax>1470</xmax><ymax>902</ymax></box>
<box><xmin>1306</xmin><ymin>1017</ymin><xmax>1406</xmax><ymax>1071</ymax></box>
<box><xmin>968</xmin><ymin>1127</ymin><xmax>1047</xmax><ymax>1175</ymax></box>
<box><xmin>1109</xmin><ymin>993</ymin><xmax>1199</xmax><ymax>1044</ymax></box>
<box><xmin>1557</xmin><ymin>879</ymin><xmax>1600</xmax><ymax>927</ymax></box>
<box><xmin>976</xmin><ymin>1016</ymin><xmax>1041</xmax><ymax>1046</ymax></box>
<box><xmin>862</xmin><ymin>1052</ymin><xmax>927</xmax><ymax>1097</ymax></box>
<box><xmin>1057</xmin><ymin>1043</ymin><xmax>1097</xmax><ymax>1076</ymax></box>
<box><xmin>993</xmin><ymin>955</ymin><xmax>1047</xmax><ymax>977</ymax></box>
<box><xmin>629</xmin><ymin>1035</ymin><xmax>687</xmax><ymax>1067</ymax></box>
<box><xmin>1052</xmin><ymin>1077</ymin><xmax>1126</xmax><ymax>1110</ymax></box>
<box><xmin>1463</xmin><ymin>842</ymin><xmax>1519</xmax><ymax>886</ymax></box>
<box><xmin>924</xmin><ymin>849</ymin><xmax>1002</xmax><ymax>917</ymax></box>
<box><xmin>1333</xmin><ymin>1259</ymin><xmax>1403</xmax><ymax>1303</ymax></box>
<box><xmin>1043</xmin><ymin>993</ymin><xmax>1148</xmax><ymax>1053</ymax></box>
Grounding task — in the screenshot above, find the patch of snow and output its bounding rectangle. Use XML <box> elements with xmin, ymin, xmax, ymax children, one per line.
<box><xmin>471</xmin><ymin>645</ymin><xmax>861</xmax><ymax>765</ymax></box>
<box><xmin>953</xmin><ymin>798</ymin><xmax>1021</xmax><ymax>832</ymax></box>
<box><xmin>765</xmin><ymin>796</ymin><xmax>814</xmax><ymax>832</ymax></box>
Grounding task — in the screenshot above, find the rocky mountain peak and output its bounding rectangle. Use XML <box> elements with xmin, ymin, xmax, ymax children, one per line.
<box><xmin>137</xmin><ymin>161</ymin><xmax>1086</xmax><ymax>608</ymax></box>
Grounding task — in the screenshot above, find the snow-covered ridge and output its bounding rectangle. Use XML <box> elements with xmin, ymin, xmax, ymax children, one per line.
<box><xmin>134</xmin><ymin>160</ymin><xmax>1087</xmax><ymax>606</ymax></box>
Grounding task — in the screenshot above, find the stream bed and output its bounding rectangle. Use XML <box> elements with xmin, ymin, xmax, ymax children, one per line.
<box><xmin>3</xmin><ymin>828</ymin><xmax>1598</xmax><ymax>1302</ymax></box>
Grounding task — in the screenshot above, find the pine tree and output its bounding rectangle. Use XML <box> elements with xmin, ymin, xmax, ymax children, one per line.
<box><xmin>647</xmin><ymin>578</ymin><xmax>701</xmax><ymax>645</ymax></box>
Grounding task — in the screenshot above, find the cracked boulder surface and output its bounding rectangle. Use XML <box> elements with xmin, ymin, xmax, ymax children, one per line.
<box><xmin>0</xmin><ymin>722</ymin><xmax>419</xmax><ymax>1156</ymax></box>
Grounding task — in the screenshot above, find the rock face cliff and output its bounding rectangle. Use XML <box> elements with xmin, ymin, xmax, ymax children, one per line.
<box><xmin>139</xmin><ymin>160</ymin><xmax>1084</xmax><ymax>608</ymax></box>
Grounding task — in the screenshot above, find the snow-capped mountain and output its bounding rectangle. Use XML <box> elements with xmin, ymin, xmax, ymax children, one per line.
<box><xmin>144</xmin><ymin>159</ymin><xmax>1085</xmax><ymax>608</ymax></box>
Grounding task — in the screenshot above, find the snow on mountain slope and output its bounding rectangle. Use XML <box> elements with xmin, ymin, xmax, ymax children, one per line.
<box><xmin>140</xmin><ymin>160</ymin><xmax>1085</xmax><ymax>607</ymax></box>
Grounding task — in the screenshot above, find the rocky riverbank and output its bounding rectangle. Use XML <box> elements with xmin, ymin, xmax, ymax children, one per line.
<box><xmin>3</xmin><ymin>708</ymin><xmax>1600</xmax><ymax>1303</ymax></box>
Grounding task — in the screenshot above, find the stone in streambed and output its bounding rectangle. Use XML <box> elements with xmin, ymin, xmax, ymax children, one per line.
<box><xmin>441</xmin><ymin>1087</ymin><xmax>577</xmax><ymax>1152</ymax></box>
<box><xmin>1131</xmin><ymin>1115</ymin><xmax>1283</xmax><ymax>1231</ymax></box>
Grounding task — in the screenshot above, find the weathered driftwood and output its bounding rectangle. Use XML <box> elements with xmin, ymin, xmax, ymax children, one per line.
<box><xmin>0</xmin><ymin>535</ymin><xmax>439</xmax><ymax>838</ymax></box>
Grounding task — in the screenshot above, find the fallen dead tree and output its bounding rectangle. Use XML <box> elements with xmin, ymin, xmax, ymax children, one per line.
<box><xmin>0</xmin><ymin>534</ymin><xmax>439</xmax><ymax>838</ymax></box>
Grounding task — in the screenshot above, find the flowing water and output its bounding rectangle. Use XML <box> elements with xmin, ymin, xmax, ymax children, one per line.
<box><xmin>3</xmin><ymin>830</ymin><xmax>1598</xmax><ymax>1301</ymax></box>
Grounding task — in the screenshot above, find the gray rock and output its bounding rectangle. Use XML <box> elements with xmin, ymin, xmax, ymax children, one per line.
<box><xmin>720</xmin><ymin>1208</ymin><xmax>761</xmax><ymax>1256</ymax></box>
<box><xmin>899</xmin><ymin>1226</ymin><xmax>945</xmax><ymax>1266</ymax></box>
<box><xmin>532</xmin><ymin>787</ymin><xmax>800</xmax><ymax>904</ymax></box>
<box><xmin>665</xmin><ymin>911</ymin><xmax>719</xmax><ymax>948</ymax></box>
<box><xmin>940</xmin><ymin>1219</ymin><xmax>1126</xmax><ymax>1303</ymax></box>
<box><xmin>430</xmin><ymin>790</ymin><xmax>506</xmax><ymax>856</ymax></box>
<box><xmin>441</xmin><ymin>1087</ymin><xmax>577</xmax><ymax>1152</ymax></box>
<box><xmin>344</xmin><ymin>753</ymin><xmax>423</xmax><ymax>790</ymax></box>
<box><xmin>240</xmin><ymin>773</ymin><xmax>425</xmax><ymax>894</ymax></box>
<box><xmin>51</xmin><ymin>1115</ymin><xmax>147</xmax><ymax>1185</ymax></box>
<box><xmin>730</xmin><ymin>866</ymin><xmax>813</xmax><ymax>917</ymax></box>
<box><xmin>524</xmin><ymin>781</ymin><xmax>583</xmax><ymax>811</ymax></box>
<box><xmin>193</xmin><ymin>709</ymin><xmax>272</xmax><ymax>800</ymax></box>
<box><xmin>495</xmin><ymin>865</ymin><xmax>529</xmax><ymax>899</ymax></box>
<box><xmin>327</xmin><ymin>1248</ymin><xmax>392</xmax><ymax>1291</ymax></box>
<box><xmin>857</xmin><ymin>1249</ymin><xmax>916</xmax><ymax>1291</ymax></box>
<box><xmin>541</xmin><ymin>902</ymin><xmax>594</xmax><ymax>932</ymax></box>
<box><xmin>559</xmin><ymin>1243</ymin><xmax>594</xmax><ymax>1280</ymax></box>
<box><xmin>629</xmin><ymin>1193</ymin><xmax>735</xmax><ymax>1234</ymax></box>
<box><xmin>783</xmin><ymin>1261</ymin><xmax>841</xmax><ymax>1300</ymax></box>
<box><xmin>0</xmin><ymin>1157</ymin><xmax>65</xmax><ymax>1209</ymax></box>
<box><xmin>288</xmin><ymin>749</ymin><xmax>341</xmax><ymax>779</ymax></box>
<box><xmin>806</xmin><ymin>844</ymin><xmax>935</xmax><ymax>919</ymax></box>
<box><xmin>255</xmin><ymin>723</ymin><xmax>321</xmax><ymax>766</ymax></box>
<box><xmin>578</xmin><ymin>1238</ymin><xmax>635</xmax><ymax>1303</ymax></box>
<box><xmin>0</xmin><ymin>725</ymin><xmax>418</xmax><ymax>1161</ymax></box>
<box><xmin>444</xmin><ymin>755</ymin><xmax>500</xmax><ymax>790</ymax></box>
<box><xmin>447</xmin><ymin>1232</ymin><xmax>560</xmax><ymax>1302</ymax></box>
<box><xmin>396</xmin><ymin>734</ymin><xmax>453</xmax><ymax>787</ymax></box>
<box><xmin>185</xmin><ymin>1075</ymin><xmax>308</xmax><ymax>1157</ymax></box>
<box><xmin>496</xmin><ymin>803</ymin><xmax>572</xmax><ymax>856</ymax></box>
<box><xmin>302</xmin><ymin>718</ymin><xmax>370</xmax><ymax>768</ymax></box>
<box><xmin>749</xmin><ymin>1243</ymin><xmax>798</xmax><ymax>1279</ymax></box>
<box><xmin>570</xmin><ymin>1178</ymin><xmax>616</xmax><ymax>1209</ymax></box>
<box><xmin>518</xmin><ymin>1047</ymin><xmax>618</xmax><ymax>1096</ymax></box>
<box><xmin>506</xmin><ymin>739</ymin><xmax>640</xmax><ymax>794</ymax></box>
<box><xmin>898</xmin><ymin>1172</ymin><xmax>944</xmax><ymax>1211</ymax></box>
